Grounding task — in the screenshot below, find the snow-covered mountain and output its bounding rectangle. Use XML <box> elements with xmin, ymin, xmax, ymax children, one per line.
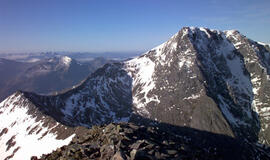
<box><xmin>1</xmin><ymin>27</ymin><xmax>270</xmax><ymax>159</ymax></box>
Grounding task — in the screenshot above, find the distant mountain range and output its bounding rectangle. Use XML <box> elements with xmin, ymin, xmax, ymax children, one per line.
<box><xmin>1</xmin><ymin>27</ymin><xmax>270</xmax><ymax>159</ymax></box>
<box><xmin>0</xmin><ymin>51</ymin><xmax>141</xmax><ymax>63</ymax></box>
<box><xmin>0</xmin><ymin>56</ymin><xmax>113</xmax><ymax>101</ymax></box>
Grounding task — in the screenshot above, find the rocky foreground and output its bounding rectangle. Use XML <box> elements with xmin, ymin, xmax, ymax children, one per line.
<box><xmin>34</xmin><ymin>123</ymin><xmax>269</xmax><ymax>160</ymax></box>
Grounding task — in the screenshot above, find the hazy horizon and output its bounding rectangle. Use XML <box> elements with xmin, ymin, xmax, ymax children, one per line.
<box><xmin>0</xmin><ymin>50</ymin><xmax>144</xmax><ymax>55</ymax></box>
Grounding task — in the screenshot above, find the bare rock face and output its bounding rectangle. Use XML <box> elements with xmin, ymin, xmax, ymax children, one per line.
<box><xmin>1</xmin><ymin>27</ymin><xmax>270</xmax><ymax>159</ymax></box>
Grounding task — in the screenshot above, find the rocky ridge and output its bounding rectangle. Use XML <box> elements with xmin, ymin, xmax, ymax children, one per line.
<box><xmin>35</xmin><ymin>123</ymin><xmax>270</xmax><ymax>160</ymax></box>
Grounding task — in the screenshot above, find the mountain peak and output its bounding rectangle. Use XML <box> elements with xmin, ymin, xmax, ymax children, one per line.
<box><xmin>180</xmin><ymin>26</ymin><xmax>241</xmax><ymax>40</ymax></box>
<box><xmin>60</xmin><ymin>56</ymin><xmax>72</xmax><ymax>66</ymax></box>
<box><xmin>224</xmin><ymin>29</ymin><xmax>240</xmax><ymax>36</ymax></box>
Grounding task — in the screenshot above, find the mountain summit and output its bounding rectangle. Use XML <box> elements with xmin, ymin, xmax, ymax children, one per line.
<box><xmin>1</xmin><ymin>27</ymin><xmax>270</xmax><ymax>159</ymax></box>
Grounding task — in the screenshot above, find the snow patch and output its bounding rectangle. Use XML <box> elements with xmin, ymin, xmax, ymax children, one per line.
<box><xmin>178</xmin><ymin>49</ymin><xmax>194</xmax><ymax>69</ymax></box>
<box><xmin>199</xmin><ymin>27</ymin><xmax>211</xmax><ymax>38</ymax></box>
<box><xmin>61</xmin><ymin>56</ymin><xmax>72</xmax><ymax>66</ymax></box>
<box><xmin>258</xmin><ymin>41</ymin><xmax>269</xmax><ymax>46</ymax></box>
<box><xmin>224</xmin><ymin>30</ymin><xmax>238</xmax><ymax>37</ymax></box>
<box><xmin>183</xmin><ymin>94</ymin><xmax>200</xmax><ymax>100</ymax></box>
<box><xmin>61</xmin><ymin>94</ymin><xmax>81</xmax><ymax>118</ymax></box>
<box><xmin>125</xmin><ymin>55</ymin><xmax>159</xmax><ymax>116</ymax></box>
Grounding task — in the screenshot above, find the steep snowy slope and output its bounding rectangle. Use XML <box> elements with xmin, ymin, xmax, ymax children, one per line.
<box><xmin>1</xmin><ymin>27</ymin><xmax>270</xmax><ymax>159</ymax></box>
<box><xmin>0</xmin><ymin>92</ymin><xmax>76</xmax><ymax>160</ymax></box>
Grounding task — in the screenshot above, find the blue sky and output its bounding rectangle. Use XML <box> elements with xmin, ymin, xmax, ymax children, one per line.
<box><xmin>0</xmin><ymin>0</ymin><xmax>269</xmax><ymax>53</ymax></box>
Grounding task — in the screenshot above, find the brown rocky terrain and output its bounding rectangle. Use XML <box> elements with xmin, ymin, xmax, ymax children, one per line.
<box><xmin>35</xmin><ymin>123</ymin><xmax>270</xmax><ymax>160</ymax></box>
